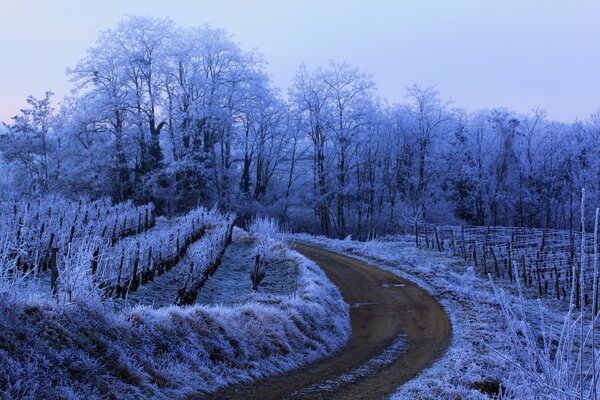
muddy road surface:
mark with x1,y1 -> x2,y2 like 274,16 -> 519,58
207,243 -> 451,399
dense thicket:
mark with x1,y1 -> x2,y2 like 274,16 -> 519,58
1,16 -> 599,238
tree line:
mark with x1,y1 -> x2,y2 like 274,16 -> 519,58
2,16 -> 600,238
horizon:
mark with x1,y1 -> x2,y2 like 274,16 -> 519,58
1,0 -> 600,124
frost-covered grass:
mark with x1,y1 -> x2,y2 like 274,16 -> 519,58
292,233 -> 575,399
196,229 -> 299,305
120,229 -> 299,308
0,233 -> 350,399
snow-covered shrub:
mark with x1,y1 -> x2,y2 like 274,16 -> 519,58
95,206 -> 216,300
55,240 -> 103,305
491,275 -> 600,398
0,219 -> 33,290
0,196 -> 155,281
248,216 -> 284,290
175,215 -> 235,306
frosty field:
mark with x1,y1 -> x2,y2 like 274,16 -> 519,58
0,205 -> 350,399
3,3 -> 600,399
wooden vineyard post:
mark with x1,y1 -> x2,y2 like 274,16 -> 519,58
415,222 -> 419,248
535,230 -> 547,297
226,222 -> 234,246
147,246 -> 154,282
425,225 -> 430,249
131,242 -> 140,291
555,265 -> 560,300
116,248 -> 125,299
490,245 -> 499,278
43,233 -> 55,272
251,254 -> 266,291
91,247 -> 100,275
450,229 -> 456,256
521,254 -> 527,287
483,234 -> 488,275
536,264 -> 542,296
462,226 -> 467,261
507,242 -> 513,281
68,225 -> 76,245
111,220 -> 117,244
473,244 -> 478,271
434,226 -> 442,252
50,247 -> 59,298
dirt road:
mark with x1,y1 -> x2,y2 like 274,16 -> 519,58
207,243 -> 451,399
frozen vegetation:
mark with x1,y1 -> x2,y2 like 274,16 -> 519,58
294,226 -> 600,399
120,229 -> 299,308
4,16 -> 600,243
0,198 -> 350,399
2,10 -> 600,400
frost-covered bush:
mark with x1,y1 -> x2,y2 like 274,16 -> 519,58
0,219 -> 33,290
95,206 -> 211,299
55,240 -> 103,305
0,196 -> 154,279
492,276 -> 600,399
248,216 -> 284,290
175,213 -> 235,305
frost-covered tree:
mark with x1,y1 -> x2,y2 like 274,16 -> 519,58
290,64 -> 333,235
4,16 -> 600,234
405,85 -> 454,218
1,91 -> 57,194
322,61 -> 376,236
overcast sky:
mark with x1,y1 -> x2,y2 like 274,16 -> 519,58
1,0 -> 599,123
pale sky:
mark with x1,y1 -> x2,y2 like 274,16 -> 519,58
1,0 -> 599,123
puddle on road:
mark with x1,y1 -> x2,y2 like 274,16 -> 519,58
350,301 -> 379,308
382,283 -> 406,288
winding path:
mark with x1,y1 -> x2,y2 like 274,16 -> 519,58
208,243 -> 451,399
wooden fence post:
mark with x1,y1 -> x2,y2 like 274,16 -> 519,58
415,222 -> 419,248
50,247 -> 59,298
462,226 -> 467,261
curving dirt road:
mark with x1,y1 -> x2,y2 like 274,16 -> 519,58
207,243 -> 451,399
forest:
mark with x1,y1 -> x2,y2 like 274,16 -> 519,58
2,16 -> 599,238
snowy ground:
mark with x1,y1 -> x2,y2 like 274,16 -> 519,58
0,233 -> 349,399
119,229 -> 299,308
292,233 -> 571,399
